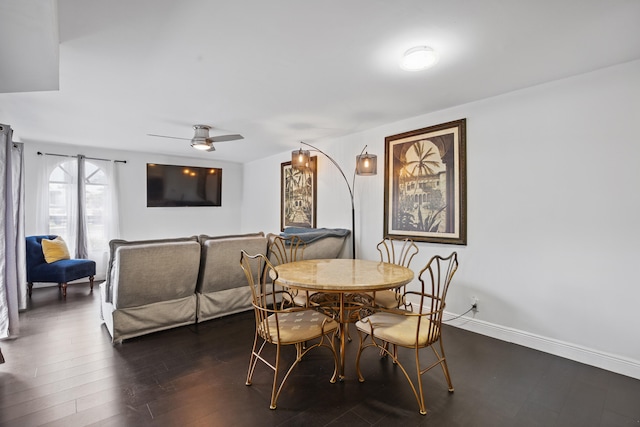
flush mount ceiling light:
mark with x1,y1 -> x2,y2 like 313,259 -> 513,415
400,46 -> 439,71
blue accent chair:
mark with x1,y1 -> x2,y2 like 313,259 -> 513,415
26,235 -> 96,298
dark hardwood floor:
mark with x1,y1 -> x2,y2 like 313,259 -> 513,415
1,285 -> 639,427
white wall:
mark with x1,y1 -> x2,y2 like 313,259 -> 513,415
23,142 -> 244,278
242,60 -> 640,379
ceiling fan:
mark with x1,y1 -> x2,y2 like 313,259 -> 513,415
148,125 -> 244,152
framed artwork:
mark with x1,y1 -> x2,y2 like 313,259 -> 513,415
384,119 -> 467,245
281,157 -> 317,231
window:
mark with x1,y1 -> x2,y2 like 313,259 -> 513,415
84,162 -> 109,250
48,159 -> 110,252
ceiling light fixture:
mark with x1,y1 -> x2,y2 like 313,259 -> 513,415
400,46 -> 439,71
191,138 -> 213,150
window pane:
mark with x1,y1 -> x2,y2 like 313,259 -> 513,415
86,163 -> 107,184
48,181 -> 69,237
50,164 -> 72,183
86,182 -> 107,248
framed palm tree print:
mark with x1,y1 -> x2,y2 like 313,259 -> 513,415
384,119 -> 467,245
281,157 -> 317,231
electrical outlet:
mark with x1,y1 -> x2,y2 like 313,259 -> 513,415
471,296 -> 479,309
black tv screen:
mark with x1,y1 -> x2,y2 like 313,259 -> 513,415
147,163 -> 222,207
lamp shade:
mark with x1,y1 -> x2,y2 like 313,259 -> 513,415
291,148 -> 311,169
356,152 -> 377,175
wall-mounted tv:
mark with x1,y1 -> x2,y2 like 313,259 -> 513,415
147,163 -> 222,207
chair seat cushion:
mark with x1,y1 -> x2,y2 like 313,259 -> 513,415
261,310 -> 338,344
28,258 -> 96,283
356,311 -> 439,347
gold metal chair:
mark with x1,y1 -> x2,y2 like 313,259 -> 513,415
241,251 -> 339,410
371,237 -> 419,309
355,252 -> 458,415
267,235 -> 311,307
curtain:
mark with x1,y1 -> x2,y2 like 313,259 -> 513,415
76,156 -> 88,259
0,124 -> 26,340
36,155 -> 79,256
103,159 -> 121,245
35,154 -> 120,280
86,158 -> 121,276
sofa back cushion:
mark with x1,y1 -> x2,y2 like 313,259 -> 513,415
112,241 -> 201,308
197,233 -> 267,294
266,229 -> 349,261
104,236 -> 198,302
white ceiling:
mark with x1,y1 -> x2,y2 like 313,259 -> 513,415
2,0 -> 640,163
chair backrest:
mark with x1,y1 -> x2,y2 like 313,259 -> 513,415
408,252 -> 458,344
25,235 -> 58,269
376,237 -> 419,268
240,250 -> 285,343
267,235 -> 306,265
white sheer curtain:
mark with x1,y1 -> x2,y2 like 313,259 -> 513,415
1,124 -> 26,340
35,154 -> 120,280
87,158 -> 121,277
36,156 -> 79,256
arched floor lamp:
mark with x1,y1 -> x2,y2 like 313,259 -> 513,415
291,141 -> 377,259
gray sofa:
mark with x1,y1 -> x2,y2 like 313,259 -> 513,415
100,229 -> 349,343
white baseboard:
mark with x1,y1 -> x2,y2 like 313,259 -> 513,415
444,311 -> 640,380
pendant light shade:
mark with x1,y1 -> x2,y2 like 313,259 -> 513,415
291,148 -> 311,170
356,152 -> 377,176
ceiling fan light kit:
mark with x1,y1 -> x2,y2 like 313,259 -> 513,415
147,124 -> 244,152
191,125 -> 215,151
191,140 -> 214,151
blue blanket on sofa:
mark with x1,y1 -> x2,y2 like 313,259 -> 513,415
280,227 -> 350,244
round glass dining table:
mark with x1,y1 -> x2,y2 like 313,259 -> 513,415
274,258 -> 414,379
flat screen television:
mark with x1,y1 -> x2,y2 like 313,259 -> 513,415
147,163 -> 222,207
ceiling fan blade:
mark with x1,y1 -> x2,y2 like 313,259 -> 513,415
147,133 -> 190,141
209,134 -> 244,143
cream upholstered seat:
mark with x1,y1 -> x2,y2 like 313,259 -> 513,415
259,310 -> 334,344
240,251 -> 339,410
370,237 -> 418,309
355,252 -> 458,415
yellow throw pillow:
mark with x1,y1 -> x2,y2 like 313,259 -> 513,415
42,236 -> 71,263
